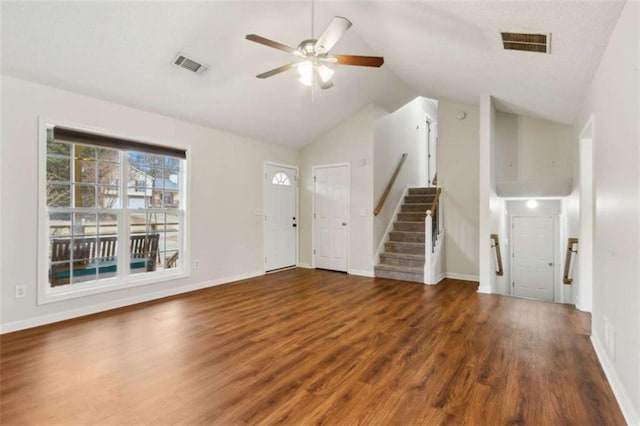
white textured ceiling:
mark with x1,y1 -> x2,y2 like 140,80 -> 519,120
1,1 -> 625,148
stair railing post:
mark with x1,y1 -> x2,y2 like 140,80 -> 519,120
424,210 -> 433,284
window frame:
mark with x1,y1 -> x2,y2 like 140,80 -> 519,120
38,118 -> 191,305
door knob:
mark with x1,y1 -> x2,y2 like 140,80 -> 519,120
292,224 -> 297,227
342,222 -> 347,226
548,262 -> 553,266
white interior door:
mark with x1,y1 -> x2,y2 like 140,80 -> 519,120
265,164 -> 297,271
314,165 -> 349,272
512,216 -> 554,301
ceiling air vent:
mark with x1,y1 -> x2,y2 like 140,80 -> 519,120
501,32 -> 550,54
173,53 -> 208,74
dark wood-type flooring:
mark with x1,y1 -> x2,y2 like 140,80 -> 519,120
0,269 -> 625,425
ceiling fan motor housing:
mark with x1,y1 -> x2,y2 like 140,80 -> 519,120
298,39 -> 319,56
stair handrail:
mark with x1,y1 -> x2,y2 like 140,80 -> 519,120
563,237 -> 579,284
374,153 -> 408,216
490,234 -> 504,276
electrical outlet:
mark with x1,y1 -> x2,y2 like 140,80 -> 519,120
15,285 -> 26,298
193,259 -> 200,270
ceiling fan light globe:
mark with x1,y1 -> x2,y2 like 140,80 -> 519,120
318,65 -> 334,83
297,61 -> 315,86
299,75 -> 313,86
297,61 -> 312,76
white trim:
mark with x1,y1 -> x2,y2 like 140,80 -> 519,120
311,163 -> 351,272
1,270 -> 264,334
577,114 -> 595,312
476,285 -> 492,293
263,161 -> 299,273
425,113 -> 437,187
445,272 -> 480,282
591,334 -> 640,426
375,185 -> 410,264
297,262 -> 313,269
348,268 -> 375,278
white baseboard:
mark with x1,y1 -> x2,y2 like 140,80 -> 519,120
433,272 -> 446,284
445,272 -> 480,282
476,285 -> 492,294
348,268 -> 375,278
0,270 -> 264,334
591,334 -> 640,426
297,262 -> 313,269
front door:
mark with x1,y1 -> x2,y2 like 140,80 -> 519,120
265,164 -> 297,271
512,216 -> 555,301
314,164 -> 349,272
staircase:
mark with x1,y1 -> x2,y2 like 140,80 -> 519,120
374,187 -> 437,283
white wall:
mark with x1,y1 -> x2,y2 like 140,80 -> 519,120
373,97 -> 438,252
437,100 -> 480,280
572,2 -> 639,423
479,95 -> 497,293
1,76 -> 299,330
495,112 -> 573,197
495,112 -> 573,182
298,104 -> 386,275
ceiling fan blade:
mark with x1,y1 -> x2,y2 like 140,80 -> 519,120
256,63 -> 297,79
332,54 -> 384,67
246,34 -> 298,55
314,17 -> 352,54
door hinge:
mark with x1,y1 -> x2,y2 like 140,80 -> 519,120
313,176 -> 316,182
313,212 -> 316,219
313,249 -> 316,255
265,257 -> 267,263
265,172 -> 267,180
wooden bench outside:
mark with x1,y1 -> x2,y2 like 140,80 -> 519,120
50,234 -> 159,286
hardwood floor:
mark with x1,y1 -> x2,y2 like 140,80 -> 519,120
0,269 -> 625,425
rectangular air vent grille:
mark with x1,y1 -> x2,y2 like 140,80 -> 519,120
173,53 -> 208,74
501,32 -> 550,54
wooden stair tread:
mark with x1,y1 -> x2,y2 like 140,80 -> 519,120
386,241 -> 425,247
375,264 -> 423,274
380,252 -> 425,260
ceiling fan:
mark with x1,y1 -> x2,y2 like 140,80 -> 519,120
246,16 -> 384,90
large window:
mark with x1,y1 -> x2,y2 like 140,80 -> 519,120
40,124 -> 187,302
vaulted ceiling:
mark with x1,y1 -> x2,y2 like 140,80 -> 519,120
1,1 -> 625,148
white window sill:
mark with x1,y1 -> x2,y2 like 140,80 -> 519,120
37,270 -> 191,305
